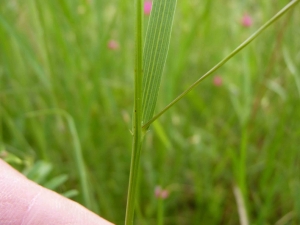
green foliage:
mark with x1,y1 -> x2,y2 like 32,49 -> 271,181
0,0 -> 300,224
0,150 -> 78,198
23,160 -> 78,198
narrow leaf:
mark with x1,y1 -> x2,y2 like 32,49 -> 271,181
142,0 -> 177,129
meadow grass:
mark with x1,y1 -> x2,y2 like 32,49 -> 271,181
1,0 -> 300,224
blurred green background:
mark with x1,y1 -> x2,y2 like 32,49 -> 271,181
1,0 -> 300,224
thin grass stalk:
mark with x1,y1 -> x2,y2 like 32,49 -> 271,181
238,124 -> 249,221
31,0 -> 53,90
125,0 -> 143,224
157,198 -> 164,225
142,0 -> 300,130
233,184 -> 249,225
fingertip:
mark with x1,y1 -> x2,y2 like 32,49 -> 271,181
0,159 -> 114,225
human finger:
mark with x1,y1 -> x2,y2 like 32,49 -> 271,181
0,159 -> 114,225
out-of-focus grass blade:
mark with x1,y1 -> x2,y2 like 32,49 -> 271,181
0,14 -> 47,87
142,0 -> 177,129
283,47 -> 300,97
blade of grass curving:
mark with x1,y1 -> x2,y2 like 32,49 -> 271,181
142,0 -> 177,130
25,109 -> 92,210
142,0 -> 299,130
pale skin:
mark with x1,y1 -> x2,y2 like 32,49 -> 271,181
0,159 -> 114,225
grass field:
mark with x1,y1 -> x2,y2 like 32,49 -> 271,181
1,0 -> 300,224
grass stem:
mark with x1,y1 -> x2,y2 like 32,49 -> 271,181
125,0 -> 144,224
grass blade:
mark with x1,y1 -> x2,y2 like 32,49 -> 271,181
142,0 -> 177,130
25,109 -> 92,210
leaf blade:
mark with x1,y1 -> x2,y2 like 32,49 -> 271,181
142,0 -> 177,129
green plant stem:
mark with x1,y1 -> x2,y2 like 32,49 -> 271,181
125,0 -> 143,224
142,0 -> 300,130
238,124 -> 249,222
157,198 -> 164,225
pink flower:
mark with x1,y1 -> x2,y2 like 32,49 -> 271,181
144,1 -> 152,15
155,186 -> 169,199
241,14 -> 253,27
213,75 -> 223,86
107,40 -> 119,50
